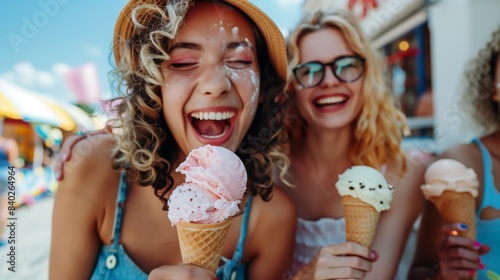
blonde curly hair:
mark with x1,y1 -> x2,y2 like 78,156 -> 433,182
459,26 -> 500,134
284,9 -> 409,177
107,0 -> 289,208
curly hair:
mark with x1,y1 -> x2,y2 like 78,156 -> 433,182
459,26 -> 500,134
283,9 -> 409,178
107,0 -> 289,209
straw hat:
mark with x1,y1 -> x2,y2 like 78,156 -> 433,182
113,0 -> 288,80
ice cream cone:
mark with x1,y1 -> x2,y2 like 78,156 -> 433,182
176,217 -> 232,273
429,191 -> 476,240
341,195 -> 381,247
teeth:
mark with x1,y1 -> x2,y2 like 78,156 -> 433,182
316,96 -> 346,105
191,111 -> 235,120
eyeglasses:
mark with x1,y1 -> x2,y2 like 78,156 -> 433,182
292,55 -> 366,88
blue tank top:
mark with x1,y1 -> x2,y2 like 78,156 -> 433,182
472,138 -> 500,279
91,172 -> 252,280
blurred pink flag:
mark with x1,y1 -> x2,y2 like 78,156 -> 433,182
63,63 -> 102,105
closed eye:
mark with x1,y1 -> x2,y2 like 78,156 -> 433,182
226,60 -> 252,69
170,62 -> 198,70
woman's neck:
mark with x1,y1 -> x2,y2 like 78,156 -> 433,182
291,125 -> 354,171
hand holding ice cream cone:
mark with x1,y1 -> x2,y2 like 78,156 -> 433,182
421,159 -> 479,240
421,159 -> 480,279
335,165 -> 394,247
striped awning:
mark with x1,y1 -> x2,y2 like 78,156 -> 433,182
0,78 -> 95,132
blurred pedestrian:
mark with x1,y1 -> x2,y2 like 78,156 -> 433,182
0,136 -> 19,246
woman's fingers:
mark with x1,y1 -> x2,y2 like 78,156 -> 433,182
53,129 -> 108,180
312,242 -> 377,279
320,242 -> 373,260
148,264 -> 215,280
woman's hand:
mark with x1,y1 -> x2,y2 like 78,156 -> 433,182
53,129 -> 109,180
148,264 -> 216,280
436,222 -> 490,279
296,242 -> 378,280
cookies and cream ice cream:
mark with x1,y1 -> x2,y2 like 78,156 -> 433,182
335,165 -> 393,247
335,165 -> 394,212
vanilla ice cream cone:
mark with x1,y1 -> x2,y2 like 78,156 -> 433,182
430,191 -> 476,239
176,217 -> 232,273
341,195 -> 381,247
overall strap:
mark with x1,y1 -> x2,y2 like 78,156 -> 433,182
232,195 -> 253,261
111,172 -> 128,246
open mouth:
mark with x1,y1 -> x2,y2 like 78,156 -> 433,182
190,111 -> 235,139
314,96 -> 347,108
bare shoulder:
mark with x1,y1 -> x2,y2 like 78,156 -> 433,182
439,143 -> 480,164
58,134 -> 119,198
247,185 -> 297,238
255,185 -> 297,221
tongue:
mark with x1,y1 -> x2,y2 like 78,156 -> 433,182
193,119 -> 226,136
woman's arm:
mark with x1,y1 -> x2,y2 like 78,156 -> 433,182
49,136 -> 114,279
247,187 -> 297,280
367,153 -> 428,279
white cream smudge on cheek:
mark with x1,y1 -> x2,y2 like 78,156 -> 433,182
248,70 -> 260,116
220,66 -> 231,90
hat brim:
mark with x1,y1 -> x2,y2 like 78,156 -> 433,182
113,0 -> 287,80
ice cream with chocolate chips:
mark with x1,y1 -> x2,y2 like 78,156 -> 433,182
335,165 -> 394,247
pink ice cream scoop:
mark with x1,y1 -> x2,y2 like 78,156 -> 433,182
175,144 -> 247,201
167,145 -> 247,225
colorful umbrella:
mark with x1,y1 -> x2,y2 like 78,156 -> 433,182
0,78 -> 95,132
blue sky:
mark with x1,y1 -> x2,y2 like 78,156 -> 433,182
0,0 -> 302,103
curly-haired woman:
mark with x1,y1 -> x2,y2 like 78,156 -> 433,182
276,8 -> 428,279
49,1 -> 296,279
409,26 -> 500,280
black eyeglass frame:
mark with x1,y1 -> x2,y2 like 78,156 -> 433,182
292,55 -> 366,88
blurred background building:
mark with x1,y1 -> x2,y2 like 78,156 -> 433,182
303,0 -> 500,154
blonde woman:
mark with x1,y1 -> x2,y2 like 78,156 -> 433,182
278,9 -> 428,279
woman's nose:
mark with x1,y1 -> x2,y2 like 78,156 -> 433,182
198,65 -> 231,97
320,65 -> 341,88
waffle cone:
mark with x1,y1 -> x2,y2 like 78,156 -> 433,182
430,191 -> 476,239
176,218 -> 232,273
341,195 -> 381,247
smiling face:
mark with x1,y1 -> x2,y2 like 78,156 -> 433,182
160,1 -> 260,155
294,27 -> 364,131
